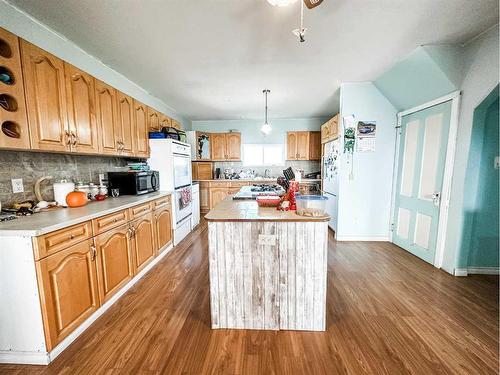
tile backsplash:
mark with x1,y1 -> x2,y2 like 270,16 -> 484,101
0,151 -> 128,208
213,160 -> 321,178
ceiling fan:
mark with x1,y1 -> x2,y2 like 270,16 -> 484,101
266,0 -> 324,42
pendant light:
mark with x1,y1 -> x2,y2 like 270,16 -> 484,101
261,89 -> 272,135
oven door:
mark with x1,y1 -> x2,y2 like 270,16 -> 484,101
173,154 -> 192,189
175,185 -> 192,224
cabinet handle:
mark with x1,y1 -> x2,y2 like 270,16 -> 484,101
71,131 -> 78,146
127,227 -> 133,238
90,245 -> 97,261
69,234 -> 75,240
64,130 -> 71,146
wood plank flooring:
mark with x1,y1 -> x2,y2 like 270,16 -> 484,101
1,220 -> 498,374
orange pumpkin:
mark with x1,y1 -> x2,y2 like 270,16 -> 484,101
66,191 -> 88,208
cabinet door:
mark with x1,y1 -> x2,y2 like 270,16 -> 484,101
321,121 -> 330,144
154,206 -> 172,253
95,80 -> 119,155
94,224 -> 134,304
36,239 -> 99,350
116,91 -> 135,156
296,131 -> 310,160
131,213 -> 156,273
160,114 -> 171,129
197,162 -> 213,180
286,132 -> 297,160
308,131 -> 321,160
200,183 -> 210,212
148,107 -> 161,132
226,132 -> 241,160
21,40 -> 69,152
211,133 -> 227,160
210,187 -> 228,208
64,63 -> 99,154
134,100 -> 149,158
0,27 -> 30,149
330,115 -> 339,140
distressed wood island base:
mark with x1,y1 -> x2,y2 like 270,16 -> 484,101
206,198 -> 329,331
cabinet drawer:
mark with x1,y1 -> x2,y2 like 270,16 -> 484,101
129,202 -> 152,219
92,209 -> 129,235
153,195 -> 171,211
33,221 -> 92,260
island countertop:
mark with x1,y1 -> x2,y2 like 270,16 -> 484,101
0,191 -> 172,237
205,196 -> 330,222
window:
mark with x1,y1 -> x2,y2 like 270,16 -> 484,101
242,144 -> 284,166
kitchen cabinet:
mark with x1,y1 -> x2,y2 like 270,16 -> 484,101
171,119 -> 181,130
36,239 -> 100,350
21,40 -> 69,152
211,132 -> 241,161
0,27 -> 30,149
94,224 -> 133,304
64,63 -> 99,154
321,114 -> 339,144
148,107 -> 161,132
116,91 -> 135,156
160,113 -> 171,129
133,100 -> 149,158
192,161 -> 213,180
209,186 -> 230,208
287,131 -> 310,160
153,205 -> 172,254
95,80 -> 119,155
309,131 -> 321,160
199,182 -> 210,213
130,212 -> 156,273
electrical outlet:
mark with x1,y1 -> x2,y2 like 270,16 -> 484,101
258,234 -> 276,246
11,178 -> 24,193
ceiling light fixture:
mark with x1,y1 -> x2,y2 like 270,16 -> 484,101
261,89 -> 272,136
266,0 -> 298,7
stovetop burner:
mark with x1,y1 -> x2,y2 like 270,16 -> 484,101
250,184 -> 280,192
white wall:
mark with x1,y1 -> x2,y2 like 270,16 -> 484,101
337,83 -> 398,241
0,0 -> 190,128
442,25 -> 499,274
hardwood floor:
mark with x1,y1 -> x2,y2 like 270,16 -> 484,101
1,220 -> 498,374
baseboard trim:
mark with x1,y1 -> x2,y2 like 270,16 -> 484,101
0,351 -> 49,365
454,267 -> 499,276
336,236 -> 390,242
0,243 -> 174,365
467,267 -> 500,275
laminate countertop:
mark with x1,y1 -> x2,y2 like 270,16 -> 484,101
205,196 -> 329,222
0,191 -> 172,237
194,178 -> 321,183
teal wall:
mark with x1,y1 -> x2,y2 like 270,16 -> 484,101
459,87 -> 499,268
191,118 -> 328,144
374,46 -> 462,111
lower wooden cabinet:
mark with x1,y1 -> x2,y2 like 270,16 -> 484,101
36,239 -> 100,350
210,186 -> 230,208
130,212 -> 156,273
200,182 -> 210,213
94,224 -> 133,304
154,206 -> 172,254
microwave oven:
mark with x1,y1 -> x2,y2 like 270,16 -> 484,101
108,171 -> 159,196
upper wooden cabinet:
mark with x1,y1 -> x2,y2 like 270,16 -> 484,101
133,100 -> 149,158
95,80 -> 119,155
160,113 -> 171,129
192,161 -> 213,180
64,63 -> 99,154
211,132 -> 241,161
287,131 -> 321,160
116,91 -> 135,156
36,239 -> 99,350
287,131 -> 310,160
321,114 -> 339,144
309,131 -> 321,160
94,224 -> 134,304
171,119 -> 182,130
0,27 -> 30,149
148,107 -> 161,132
21,40 -> 69,152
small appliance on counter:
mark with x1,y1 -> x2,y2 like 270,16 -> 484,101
108,170 -> 159,196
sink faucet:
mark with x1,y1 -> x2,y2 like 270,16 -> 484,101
264,169 -> 271,178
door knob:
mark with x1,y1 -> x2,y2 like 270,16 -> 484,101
432,192 -> 441,206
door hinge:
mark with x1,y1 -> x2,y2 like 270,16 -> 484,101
390,223 -> 395,232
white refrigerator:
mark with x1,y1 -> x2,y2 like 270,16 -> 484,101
322,139 -> 340,233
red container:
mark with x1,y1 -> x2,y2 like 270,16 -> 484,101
256,195 -> 281,207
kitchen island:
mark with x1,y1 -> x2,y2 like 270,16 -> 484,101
205,197 -> 329,331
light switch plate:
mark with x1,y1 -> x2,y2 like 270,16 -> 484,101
11,178 -> 24,193
258,234 -> 276,246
